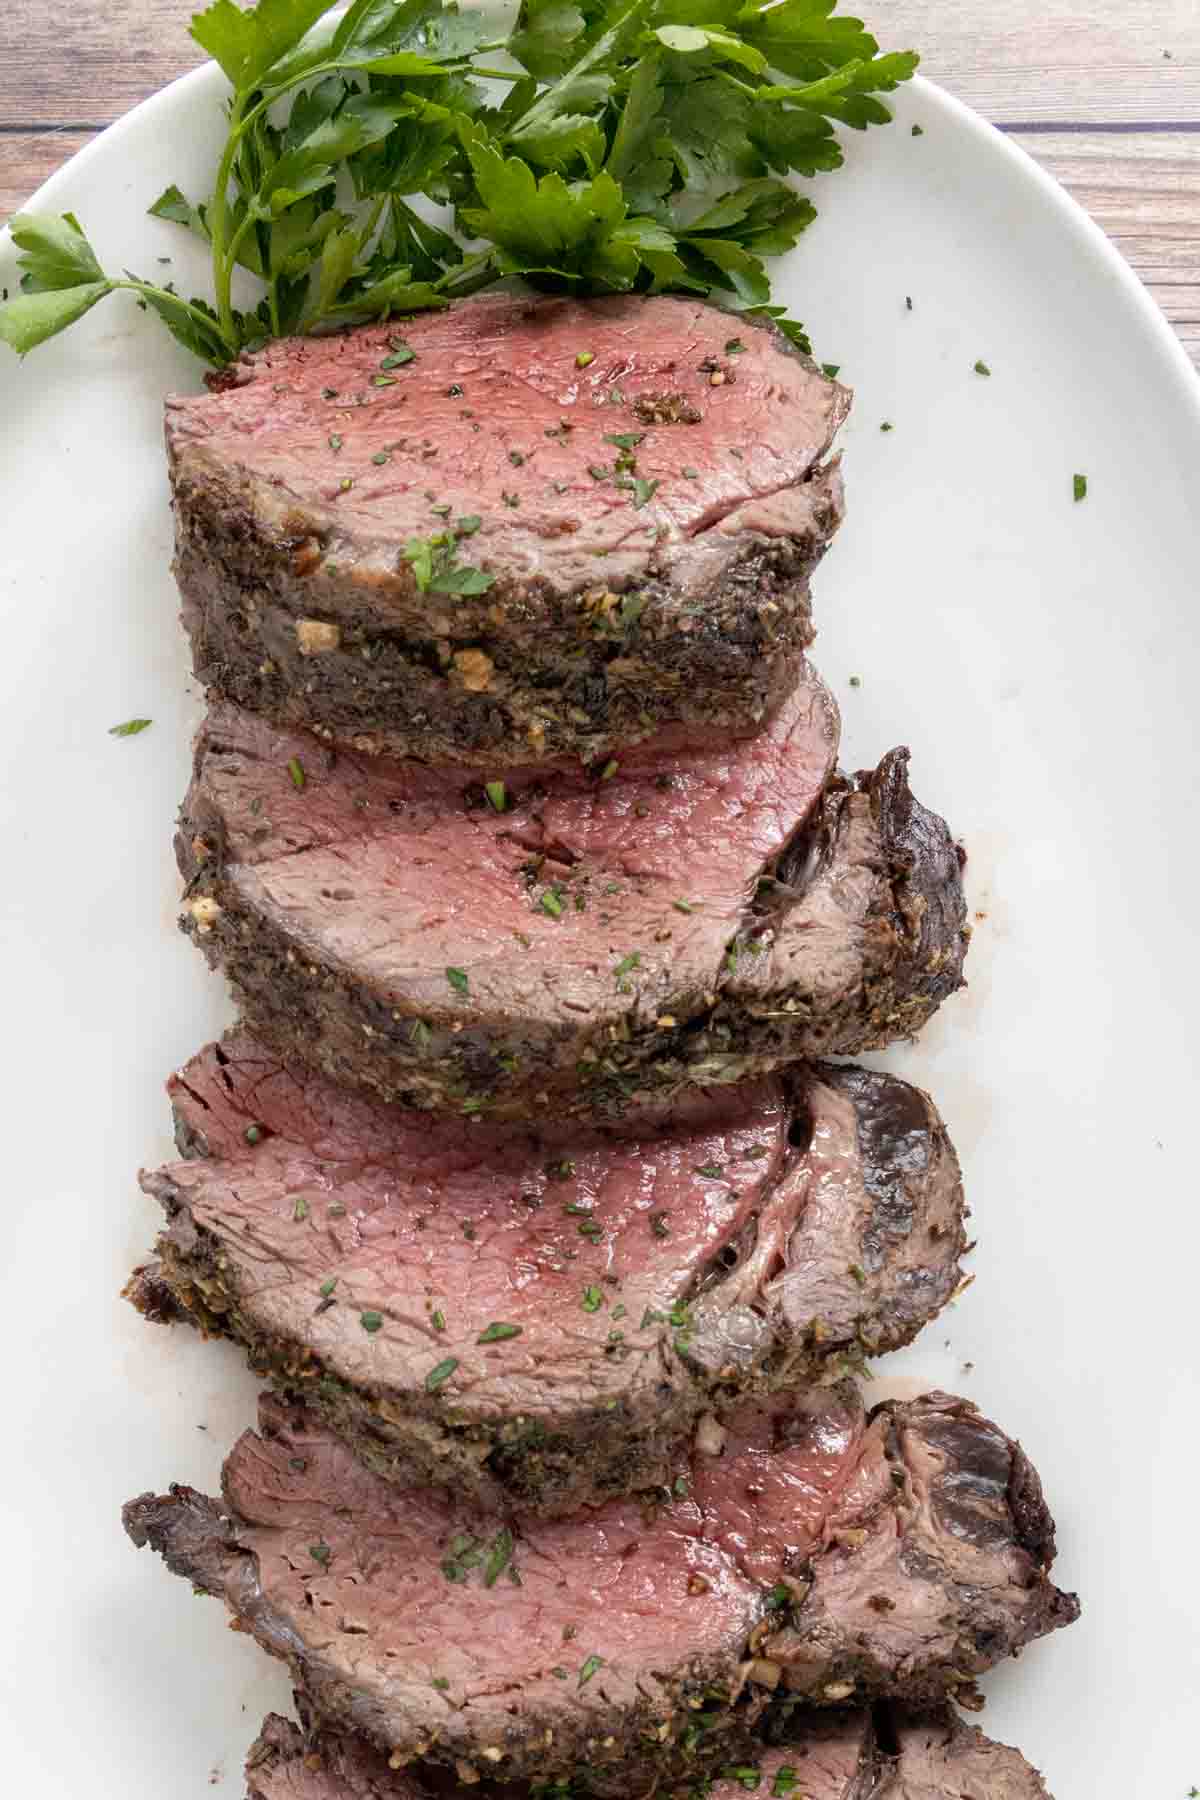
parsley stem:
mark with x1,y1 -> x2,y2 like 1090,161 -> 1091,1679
208,96 -> 248,350
112,280 -> 230,342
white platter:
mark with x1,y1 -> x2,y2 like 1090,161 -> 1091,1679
1,54 -> 1198,1800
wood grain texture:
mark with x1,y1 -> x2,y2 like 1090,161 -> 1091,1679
1,0 -> 1197,363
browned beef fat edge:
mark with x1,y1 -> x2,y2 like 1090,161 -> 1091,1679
123,1387 -> 1077,1785
176,688 -> 967,1119
167,294 -> 850,764
244,1701 -> 1053,1800
129,1033 -> 967,1513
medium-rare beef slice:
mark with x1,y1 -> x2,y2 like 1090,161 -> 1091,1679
177,677 -> 968,1116
124,1386 -> 1076,1784
167,293 -> 849,766
244,1703 -> 1052,1800
130,1030 -> 966,1514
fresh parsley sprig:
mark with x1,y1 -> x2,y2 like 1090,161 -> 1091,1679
0,0 -> 918,363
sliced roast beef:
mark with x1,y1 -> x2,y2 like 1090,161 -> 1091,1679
177,674 -> 968,1117
129,1030 -> 966,1514
244,1702 -> 1052,1800
167,294 -> 848,766
124,1387 -> 1076,1784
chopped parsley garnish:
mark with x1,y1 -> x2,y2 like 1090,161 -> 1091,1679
722,1771 -> 762,1793
540,887 -> 565,918
682,466 -> 699,479
632,477 -> 659,509
308,1542 -> 332,1567
880,421 -> 894,433
477,1322 -> 522,1343
328,433 -> 342,452
426,1357 -> 458,1392
292,1195 -> 309,1222
371,450 -> 390,465
772,1768 -> 799,1797
381,346 -> 414,369
403,528 -> 494,599
650,1212 -> 671,1239
848,1263 -> 866,1287
360,1310 -> 384,1333
974,359 -> 992,376
319,1277 -> 337,1299
431,1677 -> 450,1691
673,899 -> 695,914
582,1285 -> 605,1313
612,951 -> 641,982
547,1158 -> 577,1182
578,1654 -> 604,1687
287,756 -> 305,791
576,351 -> 595,368
912,123 -> 925,136
821,363 -> 841,379
1074,473 -> 1089,503
457,514 -> 482,536
109,717 -> 152,737
431,1309 -> 446,1331
482,1529 -> 515,1587
485,780 -> 507,812
600,759 -> 619,781
244,1123 -> 264,1145
724,337 -> 746,355
765,1582 -> 792,1610
446,966 -> 470,995
694,1163 -> 724,1179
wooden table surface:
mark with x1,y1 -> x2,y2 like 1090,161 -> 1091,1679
2,0 -> 1197,365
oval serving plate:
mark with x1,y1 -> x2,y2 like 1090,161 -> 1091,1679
1,56 -> 1198,1800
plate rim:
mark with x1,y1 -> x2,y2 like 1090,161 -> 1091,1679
3,62 -> 1198,415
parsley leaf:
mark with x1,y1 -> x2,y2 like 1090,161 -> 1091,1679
1,0 -> 919,363
403,527 -> 494,598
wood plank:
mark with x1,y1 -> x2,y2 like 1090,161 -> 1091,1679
0,1 -> 203,128
0,130 -> 95,222
1008,128 -> 1200,364
0,0 -> 1198,132
887,0 -> 1200,124
2,6 -> 1197,370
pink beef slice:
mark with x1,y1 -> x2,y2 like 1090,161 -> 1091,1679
244,1704 -> 1052,1800
165,294 -> 849,766
129,1030 -> 967,1515
123,1388 -> 1078,1786
176,672 -> 969,1118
